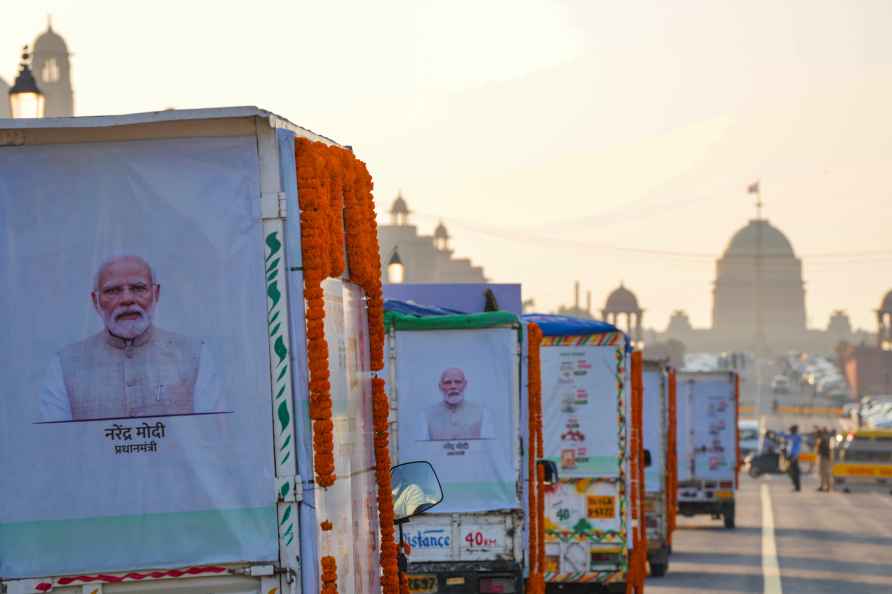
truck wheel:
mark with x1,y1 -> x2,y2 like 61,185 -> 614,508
748,465 -> 761,478
723,505 -> 736,529
722,502 -> 735,530
650,562 -> 669,577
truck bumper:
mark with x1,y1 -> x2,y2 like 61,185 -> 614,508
406,561 -> 521,593
678,499 -> 733,517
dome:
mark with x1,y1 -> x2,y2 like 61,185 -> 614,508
604,284 -> 640,313
390,194 -> 409,215
881,290 -> 892,312
33,24 -> 69,54
434,221 -> 449,240
724,219 -> 795,257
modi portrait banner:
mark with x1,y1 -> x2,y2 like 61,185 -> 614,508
393,328 -> 519,513
0,136 -> 277,577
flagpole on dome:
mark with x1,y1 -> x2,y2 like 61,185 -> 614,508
748,180 -> 763,220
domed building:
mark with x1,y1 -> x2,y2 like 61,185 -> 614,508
602,283 -> 643,345
712,219 -> 806,351
645,215 -> 863,355
30,21 -> 74,117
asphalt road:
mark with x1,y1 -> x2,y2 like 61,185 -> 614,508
646,472 -> 892,593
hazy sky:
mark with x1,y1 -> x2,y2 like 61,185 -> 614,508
4,1 -> 892,331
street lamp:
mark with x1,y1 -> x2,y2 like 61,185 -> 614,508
8,46 -> 45,119
387,248 -> 405,284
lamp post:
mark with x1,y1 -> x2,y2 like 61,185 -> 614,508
8,46 -> 45,119
387,248 -> 405,284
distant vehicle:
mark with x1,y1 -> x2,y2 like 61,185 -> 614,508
833,429 -> 892,494
738,419 -> 760,458
771,375 -> 791,394
677,371 -> 740,529
746,449 -> 788,478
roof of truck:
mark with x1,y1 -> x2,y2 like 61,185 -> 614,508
522,313 -> 619,337
0,106 -> 340,146
383,299 -> 518,331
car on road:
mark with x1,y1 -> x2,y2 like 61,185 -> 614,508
771,375 -> 791,394
739,419 -> 760,458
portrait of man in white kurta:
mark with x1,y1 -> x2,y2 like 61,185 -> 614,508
421,367 -> 494,441
39,255 -> 223,422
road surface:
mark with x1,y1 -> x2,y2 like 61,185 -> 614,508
647,471 -> 892,593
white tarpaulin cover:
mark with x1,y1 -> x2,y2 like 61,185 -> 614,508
0,136 -> 277,577
316,279 -> 379,594
541,346 -> 621,477
643,369 -> 665,493
394,328 -> 518,513
681,374 -> 736,481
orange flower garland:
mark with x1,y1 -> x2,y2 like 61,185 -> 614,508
526,322 -> 545,594
321,556 -> 338,594
295,138 -> 398,594
296,138 -> 338,490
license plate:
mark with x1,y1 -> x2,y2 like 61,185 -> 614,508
408,575 -> 437,593
587,495 -> 616,519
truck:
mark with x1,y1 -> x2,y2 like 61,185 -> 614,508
382,293 -> 537,594
0,108 -> 402,594
676,371 -> 741,528
523,314 -> 646,594
641,361 -> 673,577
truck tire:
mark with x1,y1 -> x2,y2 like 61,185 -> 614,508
748,465 -> 761,478
723,503 -> 736,529
650,561 -> 669,577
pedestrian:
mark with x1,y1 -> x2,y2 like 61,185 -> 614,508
817,427 -> 833,492
783,425 -> 802,492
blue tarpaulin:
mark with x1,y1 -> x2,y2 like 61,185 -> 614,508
522,313 -> 619,337
383,298 -> 466,317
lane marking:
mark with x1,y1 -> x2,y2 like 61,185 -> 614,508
761,483 -> 783,594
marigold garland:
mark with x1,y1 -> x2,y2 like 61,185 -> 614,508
296,138 -> 398,594
666,368 -> 678,548
533,328 -> 545,591
626,351 -> 646,594
526,323 -> 545,594
321,556 -> 338,594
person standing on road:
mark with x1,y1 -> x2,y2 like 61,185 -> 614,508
783,425 -> 802,492
816,428 -> 833,492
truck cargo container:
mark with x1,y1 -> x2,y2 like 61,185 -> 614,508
641,361 -> 671,577
676,371 -> 741,528
383,297 -> 536,594
0,108 -> 399,594
523,315 -> 646,593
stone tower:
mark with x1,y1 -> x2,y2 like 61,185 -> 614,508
31,20 -> 74,117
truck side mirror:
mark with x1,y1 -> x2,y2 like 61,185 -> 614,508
537,459 -> 559,485
391,461 -> 443,523
643,449 -> 652,468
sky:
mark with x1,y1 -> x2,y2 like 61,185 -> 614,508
4,0 -> 892,332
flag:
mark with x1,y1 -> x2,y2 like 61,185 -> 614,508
747,181 -> 760,194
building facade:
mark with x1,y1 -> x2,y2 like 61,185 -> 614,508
30,22 -> 75,117
377,194 -> 487,284
3,20 -> 74,118
551,217 -> 870,356
838,290 -> 892,398
712,219 -> 807,350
